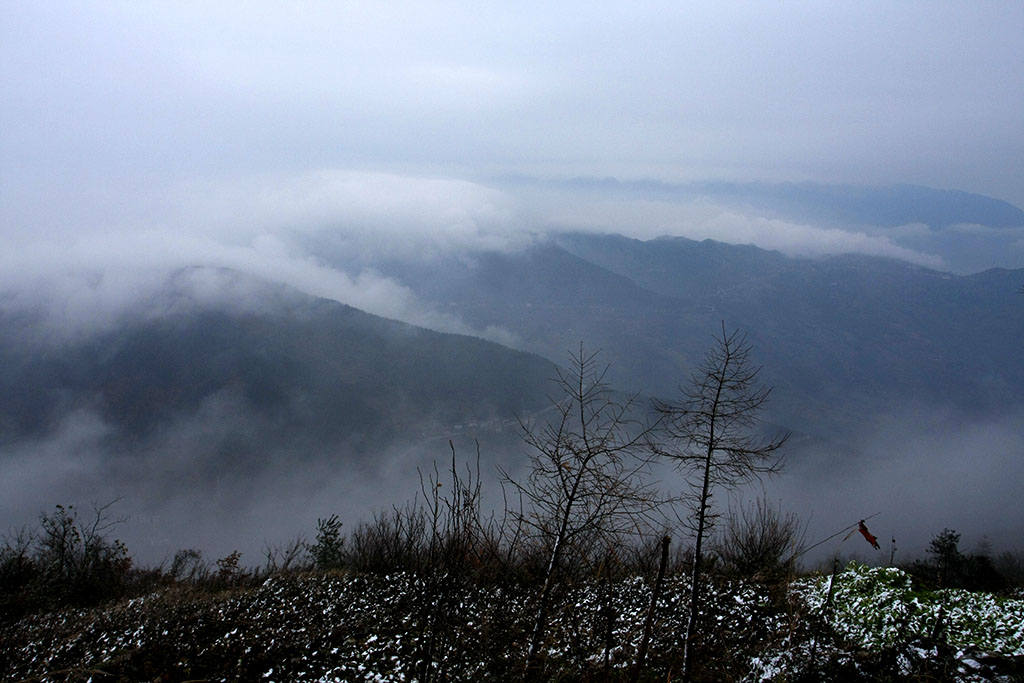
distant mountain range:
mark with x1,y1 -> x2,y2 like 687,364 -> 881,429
529,177 -> 1024,229
503,177 -> 1024,273
3,211 -> 1023,563
367,233 -> 1022,447
0,270 -> 555,474
2,234 -> 1021,470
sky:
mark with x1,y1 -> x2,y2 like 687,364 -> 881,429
3,2 -> 1024,260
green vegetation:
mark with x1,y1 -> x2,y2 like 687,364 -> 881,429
796,563 -> 1024,654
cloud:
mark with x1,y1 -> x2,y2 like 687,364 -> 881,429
5,164 -> 978,348
0,395 -> 519,566
0,170 -> 531,344
759,405 -> 1024,566
884,222 -> 1024,274
5,1 -> 1024,212
0,232 -> 518,346
4,0 -> 1022,284
234,170 -> 527,256
528,190 -> 945,267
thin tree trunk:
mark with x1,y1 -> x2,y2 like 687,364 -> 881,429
601,549 -> 615,679
631,535 -> 670,683
525,546 -> 560,676
682,442 -> 715,682
525,472 -> 582,678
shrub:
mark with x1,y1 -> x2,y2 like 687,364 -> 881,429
0,501 -> 134,619
908,528 -> 1007,592
716,498 -> 804,583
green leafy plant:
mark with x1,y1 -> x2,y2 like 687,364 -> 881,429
309,514 -> 345,570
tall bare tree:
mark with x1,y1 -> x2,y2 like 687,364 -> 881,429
653,324 -> 788,681
506,344 -> 660,678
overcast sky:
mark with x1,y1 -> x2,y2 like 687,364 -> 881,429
2,2 -> 1023,278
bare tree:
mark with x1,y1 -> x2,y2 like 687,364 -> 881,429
653,324 -> 788,681
505,344 -> 660,678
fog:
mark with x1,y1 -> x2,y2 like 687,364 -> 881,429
5,2 -> 1024,205
2,2 -> 1023,573
2,386 -> 1022,571
0,394 -> 524,567
5,168 -> 1021,352
4,1 -> 1024,297
0,182 -> 527,346
758,406 -> 1024,567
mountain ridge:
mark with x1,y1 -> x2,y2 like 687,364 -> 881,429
0,270 -> 557,458
503,175 -> 1024,229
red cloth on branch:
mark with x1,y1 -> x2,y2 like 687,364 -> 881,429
858,520 -> 880,549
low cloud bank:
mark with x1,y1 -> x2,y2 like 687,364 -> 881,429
0,170 -> 533,345
758,406 -> 1024,567
0,397 -> 514,567
11,167 -> 1021,352
4,396 -> 1021,570
522,188 -> 947,268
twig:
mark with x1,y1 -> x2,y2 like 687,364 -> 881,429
790,512 -> 881,561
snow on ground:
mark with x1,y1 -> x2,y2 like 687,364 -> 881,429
4,564 -> 1023,681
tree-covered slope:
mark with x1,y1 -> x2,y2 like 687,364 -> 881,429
0,269 -> 556,461
383,233 -> 1024,443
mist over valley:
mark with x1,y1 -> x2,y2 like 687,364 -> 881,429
3,0 -> 1024,574
1,211 -> 1022,565
7,7 -> 1024,677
